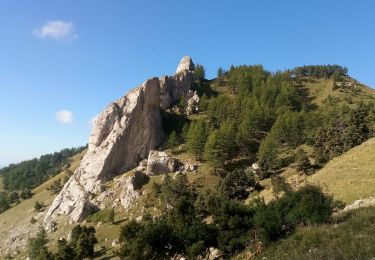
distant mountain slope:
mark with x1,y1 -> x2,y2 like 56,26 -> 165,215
0,150 -> 85,258
0,146 -> 86,192
309,137 -> 375,204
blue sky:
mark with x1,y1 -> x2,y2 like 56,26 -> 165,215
1,0 -> 375,166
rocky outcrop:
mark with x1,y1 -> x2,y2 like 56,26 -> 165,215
117,171 -> 148,210
160,56 -> 195,109
146,150 -> 179,176
44,56 -> 195,229
341,197 -> 375,213
186,90 -> 200,115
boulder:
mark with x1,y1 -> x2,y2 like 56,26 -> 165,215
146,150 -> 178,175
44,56 -> 195,229
119,171 -> 148,210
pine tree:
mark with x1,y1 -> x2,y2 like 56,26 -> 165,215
186,121 -> 207,160
295,148 -> 311,174
204,130 -> 221,172
27,229 -> 53,260
258,133 -> 280,178
167,131 -> 178,152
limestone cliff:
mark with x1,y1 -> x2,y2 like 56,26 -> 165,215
44,56 -> 195,229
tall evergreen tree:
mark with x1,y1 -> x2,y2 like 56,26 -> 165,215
186,121 -> 208,160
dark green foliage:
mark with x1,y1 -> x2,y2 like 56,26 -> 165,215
227,65 -> 269,94
86,208 -> 116,224
292,65 -> 348,79
0,146 -> 85,191
220,168 -> 256,200
8,191 -> 19,204
0,192 -> 10,213
194,64 -> 211,96
167,131 -> 178,151
48,179 -> 63,194
204,120 -> 236,170
195,64 -> 205,84
270,112 -> 305,147
295,148 -> 312,174
254,185 -> 334,243
55,239 -> 76,260
34,201 -> 45,212
160,110 -> 190,137
217,67 -> 224,85
257,133 -> 280,177
20,188 -> 32,199
270,175 -> 292,198
139,172 -> 335,258
202,191 -> 255,255
120,175 -> 217,259
178,96 -> 187,109
186,121 -> 208,160
199,93 -> 209,111
118,218 -> 181,259
207,95 -> 234,127
315,104 -> 372,163
70,225 -> 98,259
27,229 -> 53,260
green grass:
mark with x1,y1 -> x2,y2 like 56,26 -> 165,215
0,151 -> 85,258
304,77 -> 375,106
257,207 -> 375,260
309,138 -> 375,204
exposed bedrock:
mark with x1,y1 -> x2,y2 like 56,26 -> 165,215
44,56 -> 195,229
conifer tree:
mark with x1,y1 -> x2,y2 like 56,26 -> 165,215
187,121 -> 207,160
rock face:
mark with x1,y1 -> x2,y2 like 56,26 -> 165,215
146,150 -> 179,176
118,171 -> 148,210
160,56 -> 195,109
186,90 -> 200,115
44,56 -> 195,229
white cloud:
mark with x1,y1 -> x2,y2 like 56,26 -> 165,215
56,110 -> 73,124
34,20 -> 76,40
89,115 -> 99,128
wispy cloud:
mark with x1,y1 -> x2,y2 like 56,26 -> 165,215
34,20 -> 76,40
56,110 -> 73,124
89,115 -> 99,128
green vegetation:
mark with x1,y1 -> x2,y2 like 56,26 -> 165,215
27,225 -> 98,260
258,207 -> 375,259
3,62 -> 375,259
0,146 -> 86,191
117,175 -> 336,259
86,208 -> 115,224
0,146 -> 85,215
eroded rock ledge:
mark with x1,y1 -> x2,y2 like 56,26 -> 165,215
44,56 -> 195,230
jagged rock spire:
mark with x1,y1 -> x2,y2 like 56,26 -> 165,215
176,56 -> 195,73
44,56 -> 195,229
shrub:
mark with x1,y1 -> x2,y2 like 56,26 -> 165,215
34,201 -> 45,212
254,185 -> 334,243
86,208 -> 115,224
220,168 -> 256,200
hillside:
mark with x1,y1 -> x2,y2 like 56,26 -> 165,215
0,150 -> 85,258
2,61 -> 375,259
309,137 -> 375,204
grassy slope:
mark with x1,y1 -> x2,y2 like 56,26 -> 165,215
304,77 -> 375,106
309,137 -> 375,204
258,207 -> 375,259
0,151 -> 85,257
